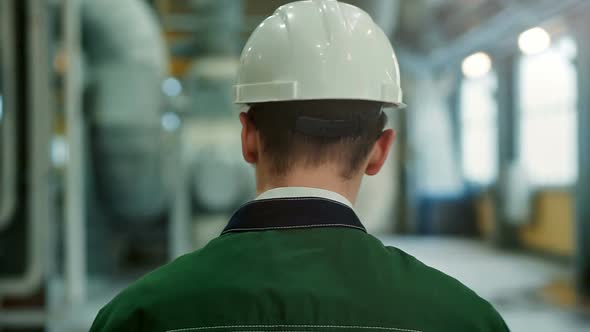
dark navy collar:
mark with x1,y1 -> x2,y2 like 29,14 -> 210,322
222,197 -> 366,235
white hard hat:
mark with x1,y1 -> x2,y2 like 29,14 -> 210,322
234,0 -> 405,108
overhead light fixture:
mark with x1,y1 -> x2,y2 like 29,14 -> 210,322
462,52 -> 492,79
519,27 -> 551,55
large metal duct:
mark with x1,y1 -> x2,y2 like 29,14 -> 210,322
81,0 -> 170,220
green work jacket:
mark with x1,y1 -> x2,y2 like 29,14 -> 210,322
90,197 -> 510,332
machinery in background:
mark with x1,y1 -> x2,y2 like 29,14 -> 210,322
80,0 -> 187,277
171,0 -> 257,245
0,0 -> 254,330
0,0 -> 189,330
0,0 -> 50,301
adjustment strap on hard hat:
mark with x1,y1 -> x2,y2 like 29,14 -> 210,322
295,117 -> 361,138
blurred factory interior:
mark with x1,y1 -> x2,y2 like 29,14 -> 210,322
0,0 -> 590,331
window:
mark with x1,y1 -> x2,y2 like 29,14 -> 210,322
460,73 -> 499,185
518,37 -> 578,186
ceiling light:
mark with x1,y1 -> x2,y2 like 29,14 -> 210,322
462,52 -> 492,79
519,27 -> 551,55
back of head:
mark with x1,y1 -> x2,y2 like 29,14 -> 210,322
249,100 -> 387,179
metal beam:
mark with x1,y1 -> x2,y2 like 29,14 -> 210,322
493,53 -> 520,248
448,72 -> 462,168
402,0 -> 590,73
428,0 -> 581,67
572,17 -> 590,299
0,0 -> 17,230
169,133 -> 192,259
63,0 -> 87,305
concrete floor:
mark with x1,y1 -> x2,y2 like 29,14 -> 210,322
380,236 -> 590,332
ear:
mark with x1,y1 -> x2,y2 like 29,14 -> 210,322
239,112 -> 259,164
365,129 -> 395,176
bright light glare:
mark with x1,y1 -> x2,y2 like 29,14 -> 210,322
519,27 -> 551,55
161,112 -> 181,132
162,77 -> 182,97
462,52 -> 492,79
0,95 -> 3,121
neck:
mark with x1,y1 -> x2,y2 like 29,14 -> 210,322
256,165 -> 363,204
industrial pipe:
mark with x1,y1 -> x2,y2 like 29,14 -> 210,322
0,0 -> 52,297
0,0 -> 17,231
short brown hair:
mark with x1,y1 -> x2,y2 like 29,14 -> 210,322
248,100 -> 387,179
